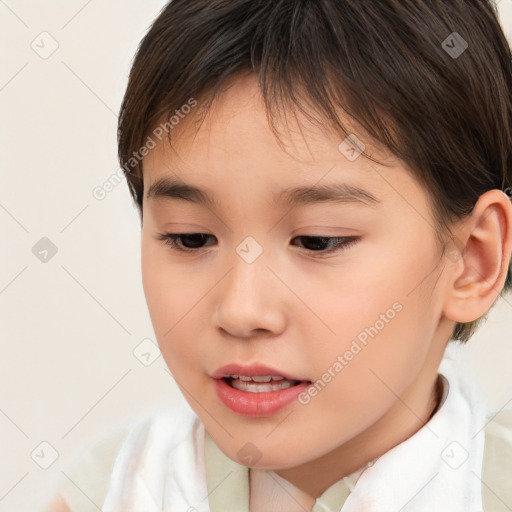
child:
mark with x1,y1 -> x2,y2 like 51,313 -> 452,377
47,0 -> 512,510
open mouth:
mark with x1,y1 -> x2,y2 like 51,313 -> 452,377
223,375 -> 307,393
213,370 -> 313,417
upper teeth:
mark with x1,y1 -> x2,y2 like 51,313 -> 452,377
226,375 -> 285,382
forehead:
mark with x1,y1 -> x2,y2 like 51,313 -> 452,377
142,73 -> 404,208
149,73 -> 391,163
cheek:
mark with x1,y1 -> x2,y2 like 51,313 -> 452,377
307,247 -> 428,350
141,238 -> 172,332
141,230 -> 200,322
141,264 -> 204,381
305,238 -> 440,400
141,236 -> 200,361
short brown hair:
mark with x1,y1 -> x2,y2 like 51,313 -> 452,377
118,0 -> 512,342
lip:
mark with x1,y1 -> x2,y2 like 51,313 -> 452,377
211,363 -> 306,381
211,363 -> 311,418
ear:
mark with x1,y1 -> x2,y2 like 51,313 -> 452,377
442,189 -> 512,324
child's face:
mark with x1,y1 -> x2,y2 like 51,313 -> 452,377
141,73 -> 453,471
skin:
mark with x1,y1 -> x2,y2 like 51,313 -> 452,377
137,72 -> 512,503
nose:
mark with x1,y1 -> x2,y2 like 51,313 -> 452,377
214,253 -> 287,339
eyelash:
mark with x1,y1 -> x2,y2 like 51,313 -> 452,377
156,233 -> 359,256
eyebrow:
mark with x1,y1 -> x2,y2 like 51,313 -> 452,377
146,176 -> 381,209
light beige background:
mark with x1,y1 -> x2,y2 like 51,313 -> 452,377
1,1 -> 511,511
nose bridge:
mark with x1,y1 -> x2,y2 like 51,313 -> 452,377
225,234 -> 269,303
214,234 -> 286,337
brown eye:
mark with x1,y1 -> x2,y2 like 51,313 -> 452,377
157,233 -> 359,255
157,233 -> 216,252
291,236 -> 359,254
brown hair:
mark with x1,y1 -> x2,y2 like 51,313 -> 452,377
118,0 -> 512,342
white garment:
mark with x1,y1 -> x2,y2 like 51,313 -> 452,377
102,399 -> 210,512
102,344 -> 491,512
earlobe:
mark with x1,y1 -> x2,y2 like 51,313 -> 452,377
442,189 -> 512,324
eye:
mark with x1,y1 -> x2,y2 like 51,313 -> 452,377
157,232 -> 359,255
157,233 -> 216,252
291,236 -> 359,255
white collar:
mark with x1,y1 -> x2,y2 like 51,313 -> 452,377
338,357 -> 488,512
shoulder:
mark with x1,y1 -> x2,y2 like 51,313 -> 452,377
482,407 -> 512,511
47,401 -> 200,512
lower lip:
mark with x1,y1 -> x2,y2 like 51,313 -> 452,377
213,378 -> 311,417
